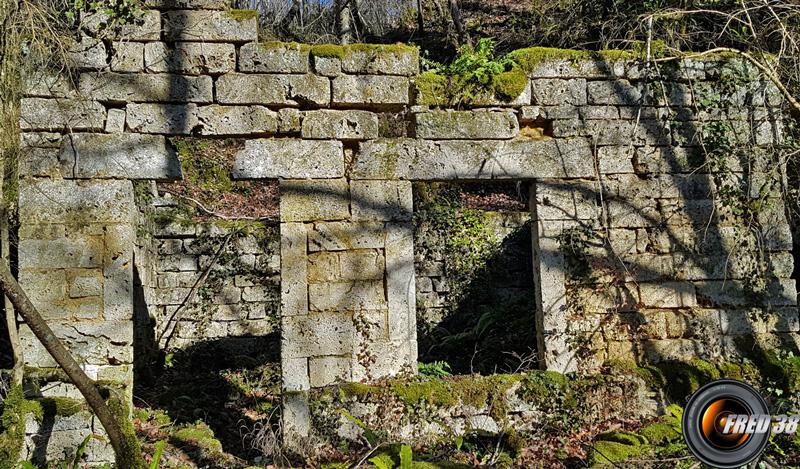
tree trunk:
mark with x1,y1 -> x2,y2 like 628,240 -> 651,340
447,0 -> 469,47
417,0 -> 425,34
337,0 -> 352,44
0,261 -> 145,468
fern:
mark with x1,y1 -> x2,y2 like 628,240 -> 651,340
399,444 -> 413,469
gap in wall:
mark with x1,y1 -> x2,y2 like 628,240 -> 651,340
413,181 -> 538,375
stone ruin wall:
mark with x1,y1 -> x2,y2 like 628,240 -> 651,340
11,0 -> 798,460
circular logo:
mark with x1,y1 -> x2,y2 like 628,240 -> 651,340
682,379 -> 770,468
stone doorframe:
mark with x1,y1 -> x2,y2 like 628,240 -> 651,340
231,135 -> 597,441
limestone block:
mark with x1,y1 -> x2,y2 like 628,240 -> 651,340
309,356 -> 351,387
307,221 -> 385,252
234,140 -> 343,181
332,75 -> 409,105
282,357 -> 310,391
587,80 -> 642,105
79,72 -> 213,103
351,339 -> 417,382
103,223 -> 135,320
18,270 -> 67,318
581,106 -> 620,119
350,180 -> 413,221
126,103 -> 199,134
696,280 -> 797,307
385,222 -> 416,341
242,286 -> 276,302
307,251 -> 340,282
163,10 -> 258,43
308,281 -> 386,311
23,70 -> 78,98
341,47 -> 419,76
144,0 -> 226,9
20,321 -> 133,367
19,148 -> 60,178
19,179 -> 135,225
353,138 -> 594,179
278,108 -> 303,133
314,56 -> 341,76
59,133 -> 182,180
414,111 -> 518,139
531,79 -> 587,106
144,42 -> 236,74
105,108 -> 126,133
195,105 -> 277,135
19,98 -> 105,131
639,281 -> 697,308
338,250 -> 385,281
534,180 -> 599,221
110,42 -> 144,72
83,10 -> 161,41
19,236 -> 103,269
217,73 -> 330,106
282,393 -> 311,444
302,110 -> 379,140
522,58 -> 624,79
239,42 -> 309,73
20,132 -> 63,148
282,312 -> 355,358
644,339 -> 708,363
69,274 -> 102,298
68,36 -> 107,70
416,277 -> 433,293
280,223 -> 308,317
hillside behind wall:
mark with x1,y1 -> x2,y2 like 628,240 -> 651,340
13,0 -> 798,461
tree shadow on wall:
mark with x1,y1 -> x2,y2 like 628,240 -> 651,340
417,221 -> 538,375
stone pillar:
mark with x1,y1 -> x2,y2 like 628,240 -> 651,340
17,178 -> 136,462
279,178 -> 417,442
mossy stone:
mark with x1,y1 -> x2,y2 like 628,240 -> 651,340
493,69 -> 528,101
639,422 -> 681,446
224,9 -> 258,21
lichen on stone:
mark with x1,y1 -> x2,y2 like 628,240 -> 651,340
224,9 -> 258,21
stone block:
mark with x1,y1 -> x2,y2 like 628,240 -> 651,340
278,108 -> 303,133
282,357 -> 310,391
282,312 -> 355,358
20,132 -> 63,148
83,10 -> 161,41
350,180 -> 413,221
307,251 -> 340,283
217,72 -> 329,106
534,180 -> 599,221
385,222 -> 416,341
78,72 -> 213,103
163,10 -> 258,42
531,79 -> 587,106
69,274 -> 102,298
68,36 -> 107,70
313,56 -> 341,76
110,42 -> 144,72
19,236 -> 103,269
414,111 -> 518,139
144,42 -> 236,75
639,281 -> 697,308
350,338 -> 417,382
302,110 -> 378,140
332,75 -> 409,105
19,148 -> 60,178
587,80 -> 642,105
18,270 -> 67,316
340,46 -> 419,76
59,133 -> 182,180
280,179 -> 350,222
240,42 -> 309,73
234,139 -> 343,180
309,356 -> 351,387
696,280 -> 797,307
196,105 -> 278,135
353,138 -> 594,179
23,70 -> 78,98
242,285 -> 276,302
307,221 -> 385,252
280,223 -> 308,317
20,321 -> 133,367
308,281 -> 386,311
105,108 -> 126,133
20,98 -> 105,131
338,250 -> 385,281
126,103 -> 198,134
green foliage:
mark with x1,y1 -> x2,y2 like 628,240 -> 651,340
400,444 -> 413,469
555,224 -> 599,279
149,440 -> 167,469
65,0 -> 142,28
419,39 -> 526,105
0,386 -> 28,469
339,409 -> 384,447
418,361 -> 451,378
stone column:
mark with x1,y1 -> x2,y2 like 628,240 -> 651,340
279,178 -> 417,443
17,178 -> 136,462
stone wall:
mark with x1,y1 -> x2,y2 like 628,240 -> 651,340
13,0 -> 797,459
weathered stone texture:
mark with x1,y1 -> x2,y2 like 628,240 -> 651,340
83,10 -> 161,40
196,105 -> 278,135
233,139 -> 343,179
144,42 -> 236,74
78,73 -> 213,103
20,98 -> 105,131
341,47 -> 419,75
301,110 -> 379,140
240,42 -> 310,73
58,133 -> 182,180
333,75 -> 410,105
216,73 -> 330,106
127,103 -> 199,134
163,10 -> 258,42
414,111 -> 519,139
280,179 -> 350,222
111,42 -> 144,72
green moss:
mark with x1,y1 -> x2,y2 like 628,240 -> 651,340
414,71 -> 448,106
173,423 -> 224,454
508,46 -> 638,74
255,41 -> 310,52
0,386 -> 27,469
639,422 -> 681,446
590,440 -> 647,465
519,370 -> 570,400
391,379 -> 457,407
224,9 -> 257,21
347,43 -> 418,54
597,430 -> 647,446
340,382 -> 382,398
493,69 -> 528,102
311,44 -> 346,59
31,396 -> 86,420
108,393 -> 147,469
